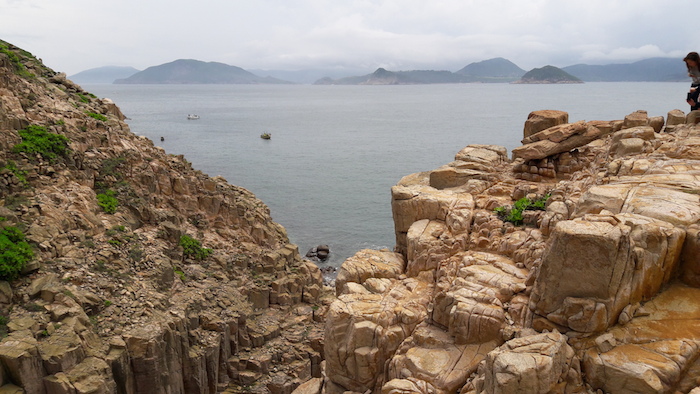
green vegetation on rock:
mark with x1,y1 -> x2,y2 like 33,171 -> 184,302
12,125 -> 69,160
96,190 -> 118,214
494,194 -> 550,225
0,42 -> 34,78
0,226 -> 34,281
179,235 -> 212,261
3,161 -> 28,187
86,112 -> 108,122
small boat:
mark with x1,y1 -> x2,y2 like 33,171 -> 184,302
260,132 -> 271,140
187,114 -> 200,120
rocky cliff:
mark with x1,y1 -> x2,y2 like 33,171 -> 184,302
0,40 -> 330,393
321,106 -> 700,393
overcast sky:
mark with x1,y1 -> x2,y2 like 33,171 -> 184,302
1,0 -> 697,75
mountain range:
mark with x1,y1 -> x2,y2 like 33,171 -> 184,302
69,57 -> 690,85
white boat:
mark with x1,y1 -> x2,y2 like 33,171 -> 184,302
187,114 -> 200,120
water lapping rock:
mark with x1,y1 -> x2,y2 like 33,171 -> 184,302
321,107 -> 700,393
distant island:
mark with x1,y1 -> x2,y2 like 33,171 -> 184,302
513,65 -> 583,84
314,58 -> 526,85
69,66 -> 140,84
114,59 -> 292,84
70,56 -> 689,85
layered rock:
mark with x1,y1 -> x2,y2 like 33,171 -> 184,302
322,107 -> 700,394
0,40 -> 330,393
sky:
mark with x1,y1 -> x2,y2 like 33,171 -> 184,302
1,0 -> 698,76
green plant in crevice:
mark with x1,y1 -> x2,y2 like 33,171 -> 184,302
96,189 -> 118,214
12,125 -> 69,160
3,161 -> 28,187
179,235 -> 212,261
173,267 -> 186,281
85,112 -> 107,122
0,226 -> 34,281
494,194 -> 551,226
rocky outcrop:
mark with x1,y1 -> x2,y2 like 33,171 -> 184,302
0,40 -> 330,393
322,107 -> 700,393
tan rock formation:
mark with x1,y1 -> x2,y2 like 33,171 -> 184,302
470,331 -> 582,394
523,110 -> 569,139
512,121 -> 611,161
325,105 -> 700,393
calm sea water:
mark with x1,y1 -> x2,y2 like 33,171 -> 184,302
84,82 -> 687,267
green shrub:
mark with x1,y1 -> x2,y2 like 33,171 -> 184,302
96,190 -> 118,214
3,161 -> 28,186
12,125 -> 68,160
179,235 -> 212,261
0,226 -> 34,281
86,112 -> 108,121
174,269 -> 186,281
494,194 -> 550,226
0,43 -> 34,78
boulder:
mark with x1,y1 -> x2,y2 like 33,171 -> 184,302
667,109 -> 686,126
512,121 -> 608,161
523,110 -> 569,139
324,276 -> 433,393
432,251 -> 528,344
0,331 -> 45,394
473,331 -> 581,394
391,180 -> 475,257
335,249 -> 405,296
623,110 -> 649,129
530,214 -> 684,333
385,323 -> 497,393
305,245 -> 330,261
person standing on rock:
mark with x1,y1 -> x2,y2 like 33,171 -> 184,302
684,52 -> 700,111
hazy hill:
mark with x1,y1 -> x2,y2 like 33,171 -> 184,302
114,59 -> 292,84
69,66 -> 140,84
314,67 -> 471,85
515,65 -> 583,84
562,57 -> 687,82
314,58 -> 527,85
249,68 -> 371,84
455,57 -> 526,82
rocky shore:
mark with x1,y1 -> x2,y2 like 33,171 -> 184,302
320,108 -> 700,394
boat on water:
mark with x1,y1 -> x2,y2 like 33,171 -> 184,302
187,114 -> 200,120
260,132 -> 271,140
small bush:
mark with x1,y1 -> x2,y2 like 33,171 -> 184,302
494,194 -> 550,226
96,190 -> 118,214
179,235 -> 212,261
12,125 -> 69,160
3,161 -> 28,186
0,226 -> 34,281
86,112 -> 108,122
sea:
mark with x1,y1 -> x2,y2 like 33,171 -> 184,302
84,82 -> 689,268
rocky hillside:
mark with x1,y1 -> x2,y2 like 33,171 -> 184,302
0,40 -> 331,393
319,107 -> 700,393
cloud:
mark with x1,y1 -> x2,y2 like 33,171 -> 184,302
581,45 -> 688,64
1,0 -> 699,74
